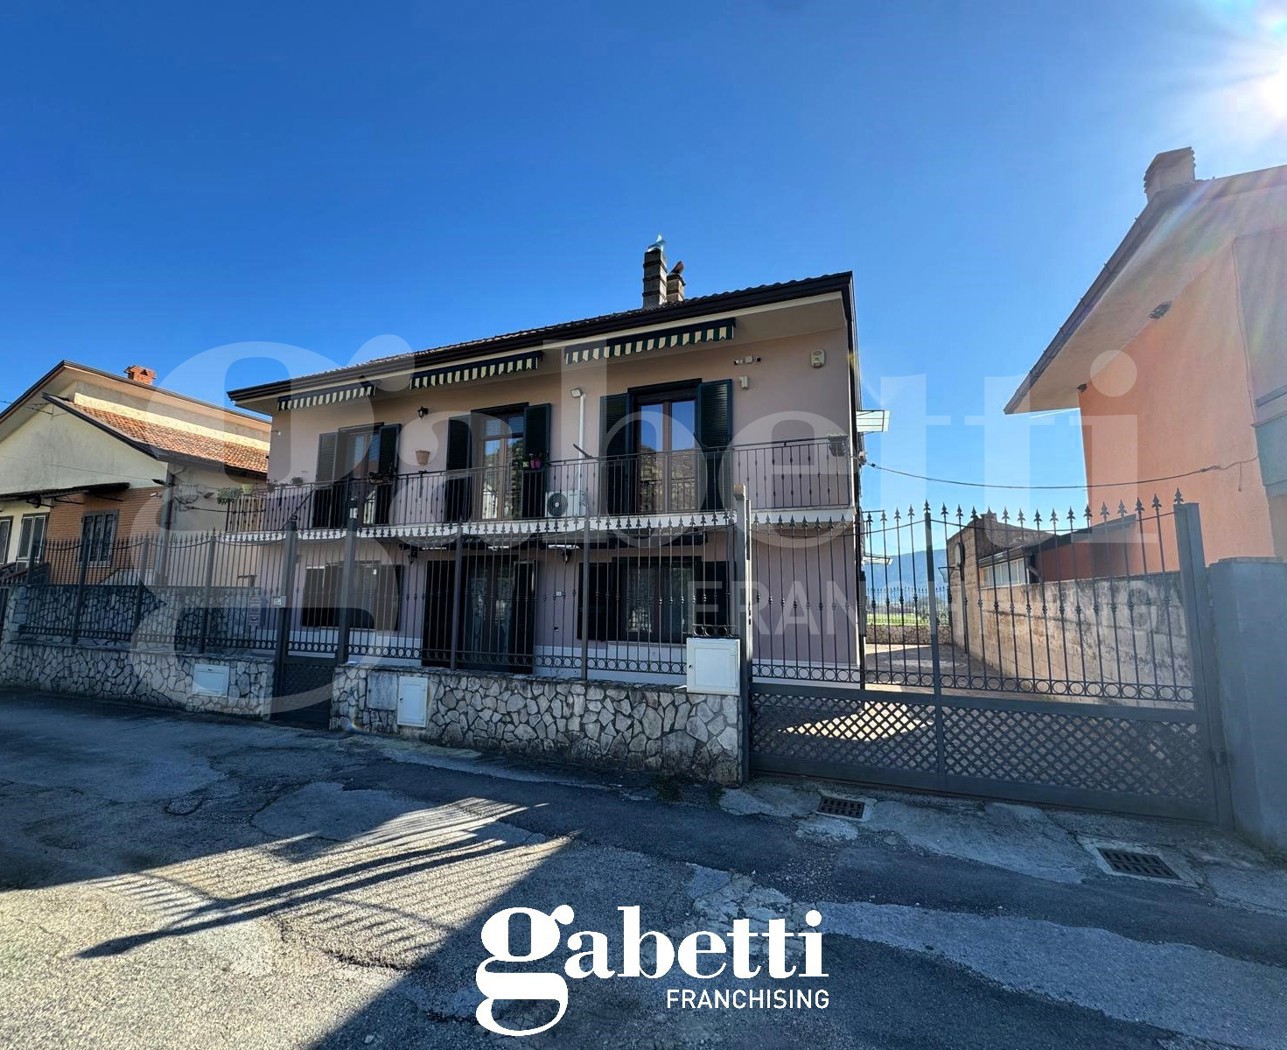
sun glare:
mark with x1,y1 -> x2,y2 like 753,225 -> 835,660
1261,57 -> 1287,118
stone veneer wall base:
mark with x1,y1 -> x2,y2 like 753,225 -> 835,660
332,664 -> 744,785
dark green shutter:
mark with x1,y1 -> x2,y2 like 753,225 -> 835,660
373,423 -> 401,524
695,380 -> 733,511
444,415 -> 474,522
312,432 -> 341,528
521,403 -> 552,518
599,393 -> 636,515
315,432 -> 339,484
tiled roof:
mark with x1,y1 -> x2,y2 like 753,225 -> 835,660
228,270 -> 853,400
348,275 -> 844,375
60,401 -> 269,475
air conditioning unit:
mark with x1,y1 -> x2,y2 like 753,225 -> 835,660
545,490 -> 587,518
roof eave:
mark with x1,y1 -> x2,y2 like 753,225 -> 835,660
227,271 -> 855,406
1004,184 -> 1193,415
44,396 -> 268,479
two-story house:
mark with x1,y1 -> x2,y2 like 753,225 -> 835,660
0,361 -> 270,581
226,247 -> 859,683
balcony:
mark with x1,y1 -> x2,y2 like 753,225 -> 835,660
224,437 -> 855,534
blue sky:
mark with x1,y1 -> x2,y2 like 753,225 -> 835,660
2,0 -> 1285,513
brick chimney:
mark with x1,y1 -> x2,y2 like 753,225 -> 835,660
125,364 -> 157,385
642,239 -> 668,308
666,261 -> 685,304
1144,147 -> 1196,202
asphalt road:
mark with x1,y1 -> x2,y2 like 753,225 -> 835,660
1,691 -> 1285,1049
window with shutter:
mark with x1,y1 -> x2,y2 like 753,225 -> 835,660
371,423 -> 402,524
599,392 -> 636,515
520,403 -> 552,518
312,433 -> 341,529
444,415 -> 474,522
0,517 -> 12,563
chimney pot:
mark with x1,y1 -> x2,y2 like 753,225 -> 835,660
642,240 -> 668,308
125,365 -> 157,385
666,263 -> 685,304
1143,147 -> 1196,202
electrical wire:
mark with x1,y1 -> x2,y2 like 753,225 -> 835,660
865,457 -> 1259,491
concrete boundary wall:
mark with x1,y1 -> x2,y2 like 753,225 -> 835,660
333,664 -> 742,784
1209,558 -> 1287,852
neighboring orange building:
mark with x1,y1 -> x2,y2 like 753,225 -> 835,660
1007,148 -> 1287,564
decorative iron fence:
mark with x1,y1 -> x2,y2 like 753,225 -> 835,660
12,514 -> 739,681
749,494 -> 1201,707
19,531 -> 280,653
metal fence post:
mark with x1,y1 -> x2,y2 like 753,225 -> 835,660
923,506 -> 943,694
273,520 -> 300,691
197,531 -> 218,654
449,525 -> 464,671
1174,500 -> 1233,827
132,533 -> 151,642
579,511 -> 591,681
70,536 -> 89,644
732,484 -> 753,785
335,506 -> 359,665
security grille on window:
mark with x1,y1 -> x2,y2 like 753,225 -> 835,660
301,563 -> 403,630
580,558 -> 729,644
81,512 -> 118,565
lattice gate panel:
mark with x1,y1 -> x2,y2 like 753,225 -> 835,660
749,686 -> 1214,820
939,706 -> 1206,801
750,690 -> 938,773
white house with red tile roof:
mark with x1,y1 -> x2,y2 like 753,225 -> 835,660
0,361 -> 269,568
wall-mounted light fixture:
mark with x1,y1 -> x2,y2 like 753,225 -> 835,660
569,387 -> 584,399
416,406 -> 429,419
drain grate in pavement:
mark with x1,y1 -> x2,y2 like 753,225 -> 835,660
817,795 -> 866,820
1094,847 -> 1180,881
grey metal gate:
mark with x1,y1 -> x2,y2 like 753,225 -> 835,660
270,521 -> 340,728
747,496 -> 1228,822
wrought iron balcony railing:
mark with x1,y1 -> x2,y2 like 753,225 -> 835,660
224,436 -> 855,533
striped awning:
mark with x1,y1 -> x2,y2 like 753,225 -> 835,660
278,382 -> 374,412
410,349 -> 543,389
564,318 -> 736,365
